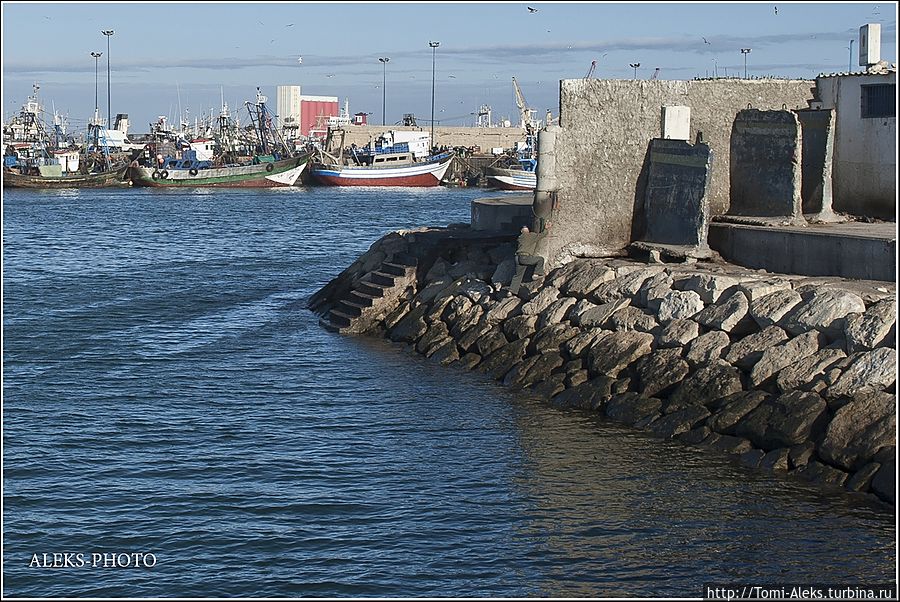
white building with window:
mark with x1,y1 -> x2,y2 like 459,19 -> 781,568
813,24 -> 896,219
276,85 -> 302,130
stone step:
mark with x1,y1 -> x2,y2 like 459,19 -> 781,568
327,309 -> 354,328
357,281 -> 391,298
370,271 -> 397,287
382,262 -> 413,277
348,290 -> 378,307
336,299 -> 367,317
319,316 -> 346,333
392,252 -> 418,267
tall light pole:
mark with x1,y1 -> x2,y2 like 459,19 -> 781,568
848,39 -> 854,72
378,57 -> 390,126
629,62 -> 640,79
90,52 -> 102,124
429,41 -> 440,151
102,30 -> 114,128
741,48 -> 752,79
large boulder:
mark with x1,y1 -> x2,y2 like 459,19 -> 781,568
569,299 -> 599,326
587,331 -> 654,378
503,314 -> 538,342
551,376 -> 615,411
477,338 -> 531,379
475,326 -> 509,357
650,405 -> 710,438
665,361 -> 743,412
656,319 -> 700,349
607,306 -> 658,333
389,303 -> 430,343
483,295 -> 522,324
564,328 -> 610,359
560,262 -> 616,297
844,299 -> 896,353
685,331 -> 731,367
521,286 -> 561,316
656,290 -> 705,323
416,321 -> 451,356
749,289 -> 803,329
871,458 -> 896,504
734,391 -> 830,450
723,326 -> 789,371
590,267 -> 665,304
531,323 -> 578,354
636,272 -> 673,309
775,348 -> 846,392
706,391 -> 770,435
635,348 -> 690,398
677,273 -> 742,304
693,290 -> 753,334
826,348 -> 897,398
537,296 -> 577,329
749,330 -> 824,387
779,289 -> 866,338
605,393 -> 663,426
819,391 -> 896,471
578,298 -> 630,328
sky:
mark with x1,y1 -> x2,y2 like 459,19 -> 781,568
2,1 -> 897,134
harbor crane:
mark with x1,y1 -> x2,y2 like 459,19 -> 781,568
584,60 -> 596,79
511,76 -> 539,135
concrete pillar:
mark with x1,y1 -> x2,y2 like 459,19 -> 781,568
661,106 -> 691,141
796,108 -> 840,222
533,125 -> 560,232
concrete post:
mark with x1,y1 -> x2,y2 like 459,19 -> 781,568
533,125 -> 560,232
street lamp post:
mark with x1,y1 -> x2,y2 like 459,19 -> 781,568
378,57 -> 390,126
429,41 -> 440,152
741,48 -> 752,79
849,39 -> 854,72
90,52 -> 102,124
102,30 -> 114,128
629,62 -> 640,79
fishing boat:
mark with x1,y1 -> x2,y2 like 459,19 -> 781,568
484,155 -> 537,191
128,89 -> 310,188
128,153 -> 310,188
2,84 -> 130,189
3,164 -> 129,189
309,129 -> 453,187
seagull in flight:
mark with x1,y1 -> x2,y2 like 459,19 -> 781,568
297,56 -> 303,63
286,23 -> 294,27
527,6 -> 538,13
774,5 -> 778,14
702,37 -> 711,45
326,73 -> 334,78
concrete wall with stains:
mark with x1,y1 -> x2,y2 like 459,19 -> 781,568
541,78 -> 814,266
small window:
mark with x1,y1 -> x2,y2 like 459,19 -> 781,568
861,83 -> 896,118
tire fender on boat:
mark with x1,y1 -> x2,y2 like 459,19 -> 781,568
161,170 -> 169,179
189,168 -> 198,176
266,162 -> 274,172
151,170 -> 161,180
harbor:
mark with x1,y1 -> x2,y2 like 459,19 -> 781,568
2,2 -> 896,599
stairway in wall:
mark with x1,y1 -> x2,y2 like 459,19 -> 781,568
319,252 -> 419,334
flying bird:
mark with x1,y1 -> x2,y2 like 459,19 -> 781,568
326,73 -> 334,77
702,37 -> 711,45
448,74 -> 456,78
774,5 -> 778,14
527,6 -> 538,12
286,23 -> 294,27
297,56 -> 303,63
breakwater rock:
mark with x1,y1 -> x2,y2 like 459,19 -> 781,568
310,228 -> 897,506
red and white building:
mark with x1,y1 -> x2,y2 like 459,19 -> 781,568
276,85 -> 339,138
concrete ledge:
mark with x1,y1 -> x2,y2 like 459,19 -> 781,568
708,221 -> 896,281
471,194 -> 534,233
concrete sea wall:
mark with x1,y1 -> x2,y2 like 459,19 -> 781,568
545,79 -> 815,265
311,229 -> 897,507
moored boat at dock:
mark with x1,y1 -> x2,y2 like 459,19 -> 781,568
484,156 -> 537,191
128,154 -> 309,188
3,164 -> 129,188
310,129 -> 453,187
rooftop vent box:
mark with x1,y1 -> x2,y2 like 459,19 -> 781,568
859,23 -> 881,67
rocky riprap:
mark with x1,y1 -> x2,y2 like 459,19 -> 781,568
310,228 -> 897,506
